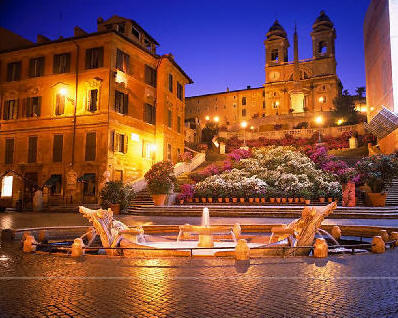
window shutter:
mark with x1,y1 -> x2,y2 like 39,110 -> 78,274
124,135 -> 128,153
110,130 -> 115,152
65,54 -> 71,73
3,101 -> 9,120
37,96 -> 41,116
53,135 -> 63,162
85,132 -> 96,161
15,99 -> 20,119
53,55 -> 58,73
5,138 -> 14,164
29,59 -> 34,77
98,47 -> 104,67
123,93 -> 128,114
22,98 -> 27,118
85,49 -> 91,69
125,54 -> 129,73
39,57 -> 45,76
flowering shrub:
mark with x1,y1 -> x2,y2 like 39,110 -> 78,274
227,148 -> 251,162
198,143 -> 208,152
144,161 -> 176,194
177,184 -> 195,200
178,151 -> 193,163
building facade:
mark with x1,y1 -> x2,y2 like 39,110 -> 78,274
186,11 -> 340,131
364,0 -> 398,153
0,16 -> 192,207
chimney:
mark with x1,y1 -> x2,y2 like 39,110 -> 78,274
74,26 -> 87,37
37,34 -> 50,44
97,17 -> 104,24
247,85 -> 251,89
226,87 -> 230,92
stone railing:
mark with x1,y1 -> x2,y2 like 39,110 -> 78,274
219,123 -> 365,140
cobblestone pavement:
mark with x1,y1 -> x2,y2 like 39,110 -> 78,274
1,213 -> 398,317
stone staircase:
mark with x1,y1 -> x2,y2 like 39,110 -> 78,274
130,189 -> 154,207
386,179 -> 398,206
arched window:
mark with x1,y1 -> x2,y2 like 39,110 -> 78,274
318,41 -> 328,55
271,49 -> 279,62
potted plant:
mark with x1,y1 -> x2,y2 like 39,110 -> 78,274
301,189 -> 312,205
318,189 -> 326,203
267,187 -> 276,203
100,181 -> 135,215
356,155 -> 398,207
144,161 -> 176,206
178,184 -> 194,205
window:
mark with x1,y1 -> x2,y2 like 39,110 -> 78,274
168,74 -> 173,92
142,141 -> 154,159
55,93 -> 65,115
114,170 -> 123,181
29,57 -> 45,77
242,97 -> 246,105
24,96 -> 41,117
242,109 -> 247,117
167,109 -> 172,128
273,101 -> 279,108
177,82 -> 183,100
144,103 -> 156,124
114,90 -> 128,114
28,136 -> 38,163
5,138 -> 14,164
167,144 -> 172,161
319,41 -> 327,55
3,100 -> 17,120
88,89 -> 98,112
177,116 -> 181,133
115,23 -> 125,33
116,49 -> 129,73
85,47 -> 104,69
7,62 -> 21,81
262,101 -> 265,109
1,176 -> 13,197
262,91 -> 265,97
116,134 -> 128,153
53,53 -> 70,74
85,132 -> 96,161
83,174 -> 96,196
131,26 -> 140,39
53,135 -> 63,162
271,49 -> 279,62
48,174 -> 62,195
145,65 -> 157,87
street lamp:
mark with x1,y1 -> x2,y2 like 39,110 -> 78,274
314,115 -> 323,143
214,116 -> 219,123
241,121 -> 248,146
205,115 -> 210,121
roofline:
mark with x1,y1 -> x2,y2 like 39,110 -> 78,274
128,18 -> 159,45
0,29 -> 192,84
186,86 -> 263,99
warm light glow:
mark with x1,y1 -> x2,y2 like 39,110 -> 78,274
318,96 -> 325,103
150,144 -> 157,152
205,116 -> 210,121
370,106 -> 375,111
214,116 -> 219,123
275,101 -> 280,106
315,115 -> 323,125
250,126 -> 254,130
115,70 -> 127,84
1,176 -> 13,197
131,133 -> 140,142
240,121 -> 247,128
59,88 -> 67,96
337,119 -> 344,125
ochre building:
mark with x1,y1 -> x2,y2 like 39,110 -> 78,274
186,11 -> 339,130
0,16 -> 192,206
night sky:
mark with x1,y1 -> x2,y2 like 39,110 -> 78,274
0,0 -> 370,97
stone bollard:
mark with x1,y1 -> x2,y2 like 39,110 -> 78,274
331,226 -> 342,241
233,223 -> 241,240
313,238 -> 328,258
235,239 -> 250,261
23,235 -> 37,253
71,238 -> 85,257
390,232 -> 398,247
380,230 -> 389,243
38,230 -> 48,243
371,236 -> 385,254
1,229 -> 15,242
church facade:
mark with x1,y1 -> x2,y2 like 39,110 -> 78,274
186,11 -> 340,130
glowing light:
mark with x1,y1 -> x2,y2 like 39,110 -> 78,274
205,116 -> 210,121
370,106 -> 375,111
337,119 -> 344,125
150,144 -> 157,152
315,115 -> 323,125
59,88 -> 67,96
115,70 -> 127,84
360,106 -> 367,112
250,126 -> 254,130
275,101 -> 280,106
131,133 -> 140,142
213,116 -> 219,123
240,121 -> 247,128
1,176 -> 13,197
318,96 -> 325,103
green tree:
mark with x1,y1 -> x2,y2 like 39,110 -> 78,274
355,86 -> 366,98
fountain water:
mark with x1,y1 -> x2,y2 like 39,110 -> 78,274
202,207 -> 210,227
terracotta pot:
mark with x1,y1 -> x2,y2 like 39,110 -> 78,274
261,198 -> 266,203
225,198 -> 230,203
179,200 -> 184,205
367,193 -> 386,207
249,198 -> 254,203
276,198 -> 281,203
187,198 -> 193,203
255,198 -> 260,203
207,197 -> 213,203
218,198 -> 223,203
288,198 -> 293,203
281,198 -> 287,203
300,198 -> 305,203
151,194 -> 167,206
232,198 -> 238,203
201,197 -> 206,203
194,198 -> 200,203
294,198 -> 299,203
305,199 -> 310,205
239,198 -> 245,203
327,198 -> 333,203
270,198 -> 275,203
319,197 -> 325,203
110,203 -> 120,215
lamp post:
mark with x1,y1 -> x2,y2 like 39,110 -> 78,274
314,115 -> 323,143
241,121 -> 248,146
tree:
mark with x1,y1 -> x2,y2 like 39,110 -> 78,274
355,86 -> 366,98
332,88 -> 358,125
201,122 -> 218,145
